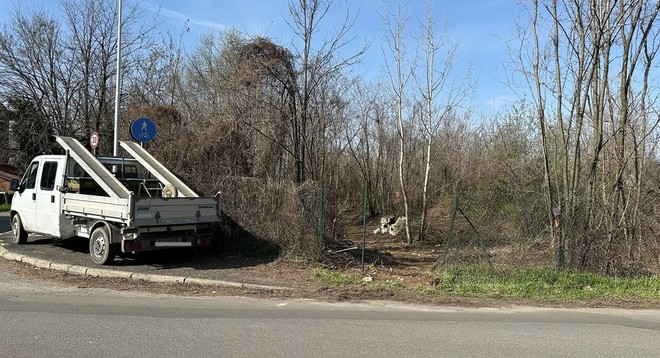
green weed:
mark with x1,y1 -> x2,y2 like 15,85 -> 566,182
312,267 -> 361,286
428,264 -> 660,301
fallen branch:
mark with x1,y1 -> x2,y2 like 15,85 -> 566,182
329,246 -> 358,254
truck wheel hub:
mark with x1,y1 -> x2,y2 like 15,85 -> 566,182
93,237 -> 106,256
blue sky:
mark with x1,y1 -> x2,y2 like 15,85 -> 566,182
145,0 -> 523,112
0,0 -> 524,113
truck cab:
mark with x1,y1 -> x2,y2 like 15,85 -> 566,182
10,155 -> 71,240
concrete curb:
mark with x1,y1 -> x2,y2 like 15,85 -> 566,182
0,243 -> 290,291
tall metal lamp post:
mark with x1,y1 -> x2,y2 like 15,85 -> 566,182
113,0 -> 123,157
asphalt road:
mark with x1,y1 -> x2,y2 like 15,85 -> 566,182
2,211 -> 660,357
0,211 -> 9,233
1,264 -> 659,358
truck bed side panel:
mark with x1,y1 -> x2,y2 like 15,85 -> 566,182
131,197 -> 220,227
61,193 -> 132,224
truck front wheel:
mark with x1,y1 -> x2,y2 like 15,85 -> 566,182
89,226 -> 116,265
11,214 -> 28,244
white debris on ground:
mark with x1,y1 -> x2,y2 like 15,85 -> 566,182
373,216 -> 407,236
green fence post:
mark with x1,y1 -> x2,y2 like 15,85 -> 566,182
318,182 -> 325,248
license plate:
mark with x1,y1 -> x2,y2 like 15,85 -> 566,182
154,240 -> 192,247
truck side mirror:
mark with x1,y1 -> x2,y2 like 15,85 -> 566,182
9,178 -> 22,193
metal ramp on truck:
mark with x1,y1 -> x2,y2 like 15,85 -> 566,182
119,140 -> 198,198
55,136 -> 130,199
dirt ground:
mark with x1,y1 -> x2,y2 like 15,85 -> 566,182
2,225 -> 659,310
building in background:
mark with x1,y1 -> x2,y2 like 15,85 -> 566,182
0,163 -> 19,205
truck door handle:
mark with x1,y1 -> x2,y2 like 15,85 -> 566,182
32,193 -> 36,201
51,195 -> 55,203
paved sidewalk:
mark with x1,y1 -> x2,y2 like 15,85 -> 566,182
0,244 -> 287,290
0,211 -> 9,233
0,212 -> 288,291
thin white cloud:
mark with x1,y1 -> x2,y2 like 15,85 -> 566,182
146,3 -> 227,31
486,95 -> 516,109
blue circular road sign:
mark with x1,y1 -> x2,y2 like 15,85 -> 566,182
130,117 -> 157,143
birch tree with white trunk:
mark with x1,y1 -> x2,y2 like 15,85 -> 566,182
382,2 -> 415,244
416,0 -> 470,242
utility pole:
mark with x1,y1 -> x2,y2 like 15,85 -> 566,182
113,0 -> 123,156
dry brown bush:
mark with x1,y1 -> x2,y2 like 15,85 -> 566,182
214,176 -> 323,257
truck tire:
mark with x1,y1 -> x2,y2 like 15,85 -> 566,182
11,214 -> 28,244
89,226 -> 116,265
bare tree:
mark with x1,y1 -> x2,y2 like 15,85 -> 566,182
0,0 -> 154,156
286,0 -> 365,183
344,81 -> 400,216
382,1 -> 415,244
0,96 -> 10,163
415,0 -> 471,241
125,23 -> 187,108
519,0 -> 660,273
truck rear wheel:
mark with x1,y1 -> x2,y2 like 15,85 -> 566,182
11,214 -> 28,244
89,226 -> 116,265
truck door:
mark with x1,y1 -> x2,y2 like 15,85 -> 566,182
12,160 -> 40,232
34,160 -> 62,237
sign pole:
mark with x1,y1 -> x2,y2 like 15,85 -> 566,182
113,0 -> 123,157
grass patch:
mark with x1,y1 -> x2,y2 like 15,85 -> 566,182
0,203 -> 9,212
376,279 -> 406,290
312,265 -> 660,303
427,264 -> 660,301
311,267 -> 362,286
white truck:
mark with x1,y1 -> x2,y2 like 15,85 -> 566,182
8,136 -> 222,265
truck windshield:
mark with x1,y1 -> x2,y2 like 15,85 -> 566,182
23,161 -> 39,189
